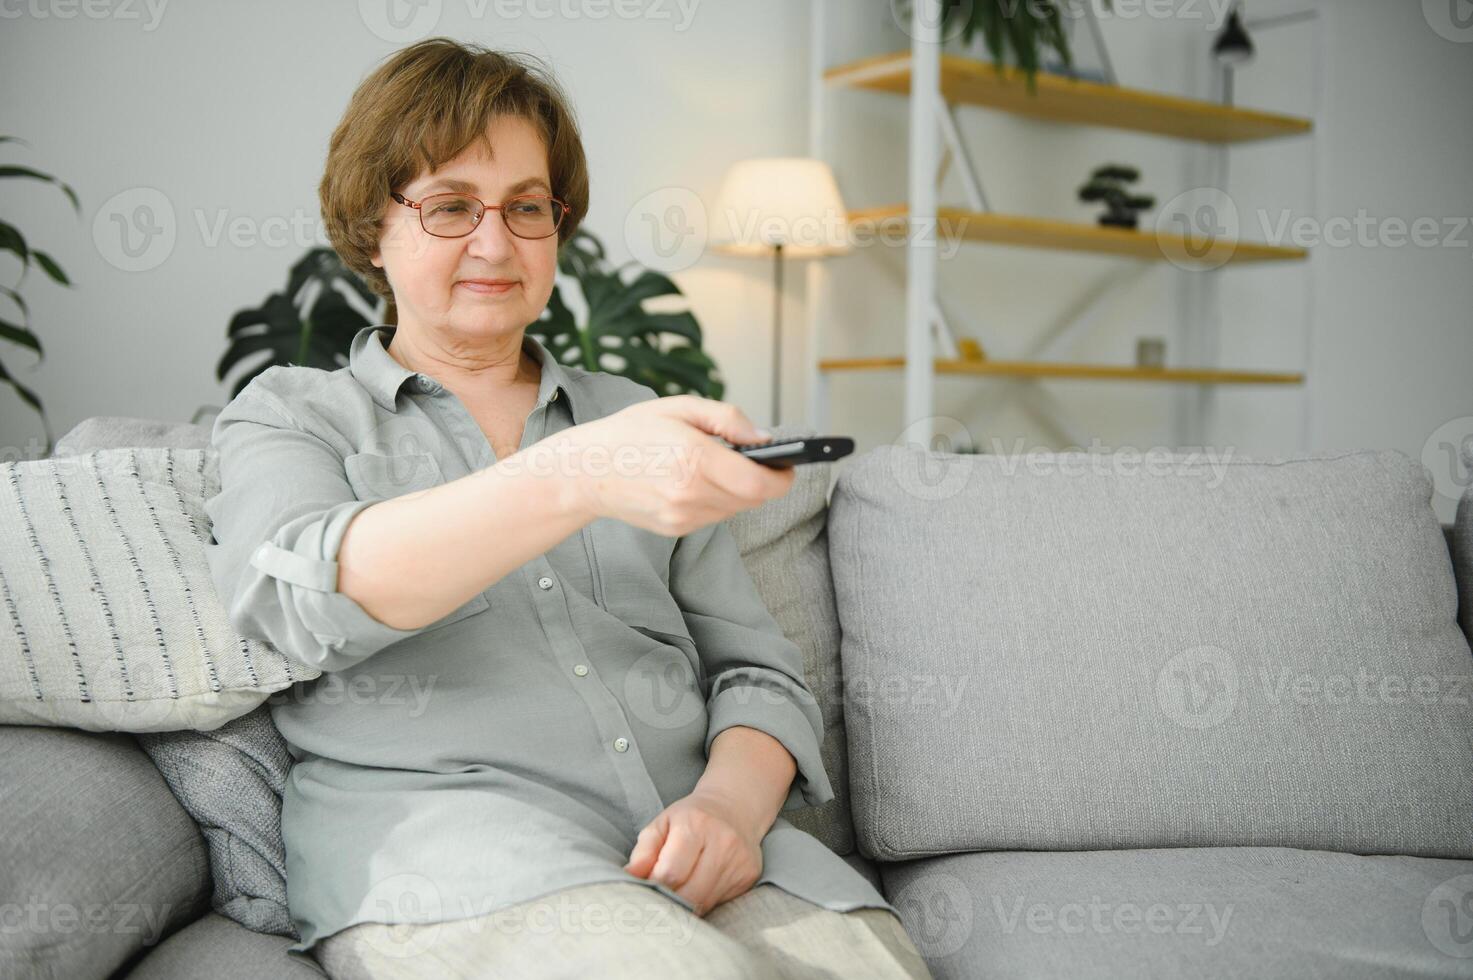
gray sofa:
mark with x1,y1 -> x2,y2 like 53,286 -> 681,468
4,414 -> 1473,980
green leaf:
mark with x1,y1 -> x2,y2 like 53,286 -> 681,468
0,354 -> 51,453
0,355 -> 42,412
0,165 -> 80,213
0,314 -> 42,357
31,250 -> 70,286
217,247 -> 381,390
0,218 -> 31,272
0,284 -> 29,320
916,0 -> 1113,92
601,268 -> 684,323
528,229 -> 722,398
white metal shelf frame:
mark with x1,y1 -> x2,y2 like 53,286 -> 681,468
804,0 -> 1324,452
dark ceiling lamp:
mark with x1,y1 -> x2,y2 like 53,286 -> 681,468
1212,3 -> 1256,104
1213,7 -> 1256,64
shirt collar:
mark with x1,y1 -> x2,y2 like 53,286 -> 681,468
350,324 -> 574,415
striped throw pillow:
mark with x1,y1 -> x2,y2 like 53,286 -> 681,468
0,447 -> 319,732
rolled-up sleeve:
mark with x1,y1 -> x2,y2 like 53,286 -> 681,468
670,518 -> 834,812
203,381 -> 423,673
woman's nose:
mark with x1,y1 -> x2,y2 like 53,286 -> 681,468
463,208 -> 518,262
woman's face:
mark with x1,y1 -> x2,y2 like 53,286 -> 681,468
372,113 -> 560,344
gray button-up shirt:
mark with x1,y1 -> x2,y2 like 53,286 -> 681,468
202,324 -> 891,962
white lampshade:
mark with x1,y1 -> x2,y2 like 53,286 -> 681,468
710,158 -> 851,258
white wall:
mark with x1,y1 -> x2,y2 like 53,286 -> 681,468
2,0 -> 1469,517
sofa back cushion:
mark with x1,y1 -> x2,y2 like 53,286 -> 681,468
53,415 -> 212,456
830,445 -> 1473,861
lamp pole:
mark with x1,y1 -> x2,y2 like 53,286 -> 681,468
772,241 -> 783,426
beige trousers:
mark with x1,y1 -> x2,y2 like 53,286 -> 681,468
315,881 -> 933,980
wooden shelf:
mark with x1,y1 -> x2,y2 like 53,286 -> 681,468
849,205 -> 1307,265
819,356 -> 1304,386
825,51 -> 1313,144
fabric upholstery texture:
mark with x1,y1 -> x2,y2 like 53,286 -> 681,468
723,424 -> 857,855
0,725 -> 211,979
880,846 -> 1473,979
830,445 -> 1473,860
0,447 -> 318,732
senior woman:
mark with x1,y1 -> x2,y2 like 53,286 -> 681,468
203,38 -> 929,980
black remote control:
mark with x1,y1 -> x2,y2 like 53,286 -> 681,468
730,435 -> 855,468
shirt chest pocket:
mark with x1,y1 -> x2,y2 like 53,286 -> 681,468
342,450 -> 489,631
343,451 -> 445,501
587,517 -> 692,643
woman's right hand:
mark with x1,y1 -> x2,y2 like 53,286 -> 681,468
551,395 -> 796,537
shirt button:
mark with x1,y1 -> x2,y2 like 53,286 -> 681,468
550,388 -> 560,402
537,575 -> 554,590
613,737 -> 629,752
573,664 -> 589,676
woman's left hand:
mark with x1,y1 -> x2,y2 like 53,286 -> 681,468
623,787 -> 765,916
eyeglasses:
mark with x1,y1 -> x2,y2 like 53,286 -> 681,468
390,190 -> 572,240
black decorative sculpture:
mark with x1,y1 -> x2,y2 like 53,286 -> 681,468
1078,165 -> 1156,229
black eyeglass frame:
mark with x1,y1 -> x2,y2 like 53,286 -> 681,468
389,190 -> 573,240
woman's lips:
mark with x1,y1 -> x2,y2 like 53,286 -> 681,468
456,280 -> 518,295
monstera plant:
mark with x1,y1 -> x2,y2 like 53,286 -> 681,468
531,230 -> 721,399
217,248 -> 379,398
218,229 -> 721,400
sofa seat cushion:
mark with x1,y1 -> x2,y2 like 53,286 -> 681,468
880,846 -> 1473,979
125,912 -> 326,979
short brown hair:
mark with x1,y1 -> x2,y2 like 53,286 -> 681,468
319,38 -> 589,304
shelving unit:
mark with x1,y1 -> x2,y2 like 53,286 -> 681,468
823,51 -> 1313,144
817,354 -> 1304,387
804,0 -> 1319,449
846,206 -> 1307,265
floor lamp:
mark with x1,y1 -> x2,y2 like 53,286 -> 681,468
710,158 -> 850,427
